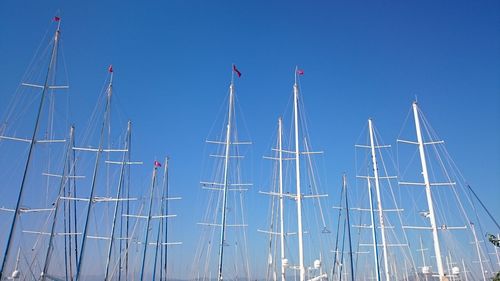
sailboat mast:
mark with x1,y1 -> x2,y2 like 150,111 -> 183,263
293,71 -> 306,281
75,70 -> 114,281
104,121 -> 131,281
278,118 -> 286,281
153,157 -> 169,281
368,119 -> 390,281
343,175 -> 355,281
470,223 -> 487,281
331,184 -> 345,280
412,102 -> 445,280
217,80 -> 235,281
41,126 -> 75,281
139,162 -> 160,281
0,19 -> 61,280
367,174 -> 381,281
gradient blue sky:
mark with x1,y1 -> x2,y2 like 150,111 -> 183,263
0,0 -> 499,278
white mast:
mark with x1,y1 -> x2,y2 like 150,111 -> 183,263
412,101 -> 445,280
367,175 -> 381,281
368,118 -> 390,281
278,118 -> 286,281
293,69 -> 305,281
470,223 -> 487,281
217,79 -> 235,281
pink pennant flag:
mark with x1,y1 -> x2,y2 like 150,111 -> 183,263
297,69 -> 304,75
154,160 -> 162,167
54,16 -> 61,22
108,65 -> 113,73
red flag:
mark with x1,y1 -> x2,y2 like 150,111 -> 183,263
108,65 -> 113,73
297,69 -> 304,75
154,161 -> 162,167
233,65 -> 241,78
54,16 -> 61,22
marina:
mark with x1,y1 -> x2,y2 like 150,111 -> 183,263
0,2 -> 498,281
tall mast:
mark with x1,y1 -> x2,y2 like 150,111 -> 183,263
104,121 -> 131,281
155,157 -> 169,281
293,68 -> 305,281
343,175 -> 355,281
139,161 -> 160,281
75,68 -> 114,281
278,118 -> 286,281
0,18 -> 62,280
331,183 -> 345,280
41,126 -> 75,281
368,119 -> 390,281
367,174 -> 381,281
470,223 -> 487,281
217,78 -> 235,281
412,101 -> 445,280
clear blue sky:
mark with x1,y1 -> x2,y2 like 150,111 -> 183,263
0,0 -> 499,279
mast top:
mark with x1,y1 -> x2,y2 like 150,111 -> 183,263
108,65 -> 114,84
231,64 -> 241,85
294,66 -> 304,86
54,16 -> 61,31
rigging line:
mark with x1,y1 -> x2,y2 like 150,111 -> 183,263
1,32 -> 51,124
376,131 -> 420,280
422,110 -> 492,264
303,142 -> 331,274
71,133 -> 79,271
63,158 -> 71,281
59,42 -> 71,133
396,104 -> 414,141
237,172 -> 252,281
353,185 -> 367,279
338,210 -> 347,281
467,185 -> 500,231
303,138 -> 328,229
424,111 -> 497,231
160,157 -> 169,281
331,181 -> 345,279
0,24 -> 62,279
19,248 -> 37,281
467,193 -> 498,272
264,178 -> 277,281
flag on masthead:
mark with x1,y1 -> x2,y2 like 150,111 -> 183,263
233,64 -> 242,78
